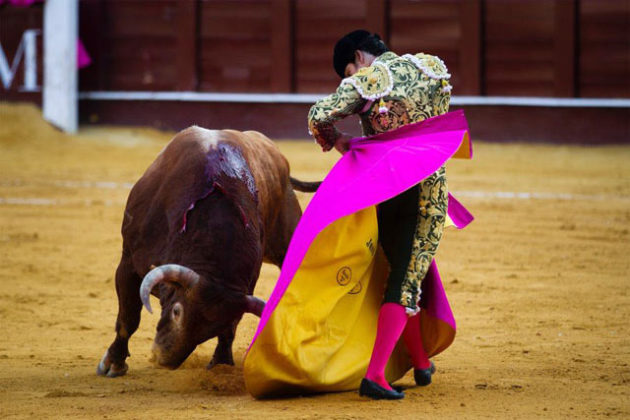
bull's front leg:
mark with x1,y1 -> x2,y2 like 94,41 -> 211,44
97,253 -> 142,377
206,318 -> 240,369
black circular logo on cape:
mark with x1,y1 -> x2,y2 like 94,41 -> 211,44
348,281 -> 362,295
336,266 -> 352,286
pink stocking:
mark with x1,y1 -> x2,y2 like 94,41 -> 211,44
365,303 -> 408,390
403,312 -> 431,369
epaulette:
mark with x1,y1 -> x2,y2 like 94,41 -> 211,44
403,53 -> 451,80
340,62 -> 393,101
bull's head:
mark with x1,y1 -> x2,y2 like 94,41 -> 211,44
139,264 -> 264,369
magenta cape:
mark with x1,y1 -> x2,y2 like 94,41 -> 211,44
244,110 -> 473,397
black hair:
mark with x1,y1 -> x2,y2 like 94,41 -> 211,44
333,30 -> 390,78
357,33 -> 389,57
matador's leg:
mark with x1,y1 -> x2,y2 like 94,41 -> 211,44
400,166 -> 448,313
401,166 -> 448,385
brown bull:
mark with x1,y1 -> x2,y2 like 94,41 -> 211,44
97,127 -> 318,377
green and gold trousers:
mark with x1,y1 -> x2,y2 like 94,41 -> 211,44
378,166 -> 448,315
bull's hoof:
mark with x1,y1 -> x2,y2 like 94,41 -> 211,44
206,358 -> 234,370
96,350 -> 128,378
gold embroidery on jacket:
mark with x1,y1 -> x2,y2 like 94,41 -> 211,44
307,52 -> 452,148
400,166 -> 448,314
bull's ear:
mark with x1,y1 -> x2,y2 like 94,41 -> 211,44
244,295 -> 265,317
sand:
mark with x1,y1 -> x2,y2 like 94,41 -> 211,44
0,103 -> 628,419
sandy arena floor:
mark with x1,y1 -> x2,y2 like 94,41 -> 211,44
0,103 -> 628,419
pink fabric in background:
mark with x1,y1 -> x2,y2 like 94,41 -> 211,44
248,110 -> 473,349
2,0 -> 92,69
1,0 -> 41,5
77,39 -> 91,69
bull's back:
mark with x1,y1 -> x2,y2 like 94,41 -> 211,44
123,127 -> 254,268
123,126 -> 297,270
223,130 -> 291,211
223,130 -> 302,265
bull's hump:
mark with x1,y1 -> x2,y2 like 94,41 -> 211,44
183,126 -> 221,152
186,128 -> 257,199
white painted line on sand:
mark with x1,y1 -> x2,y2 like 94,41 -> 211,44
0,197 -> 123,206
0,179 -> 135,189
1,190 -> 628,207
2,179 -> 628,203
452,191 -> 630,201
52,180 -> 136,189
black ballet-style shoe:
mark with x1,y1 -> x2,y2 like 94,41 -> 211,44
359,378 -> 405,400
414,361 -> 436,386
390,384 -> 404,393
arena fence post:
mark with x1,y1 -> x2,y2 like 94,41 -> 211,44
43,0 -> 78,133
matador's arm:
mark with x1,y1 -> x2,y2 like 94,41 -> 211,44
307,82 -> 365,152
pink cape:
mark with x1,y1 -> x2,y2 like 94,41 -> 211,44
248,110 -> 473,352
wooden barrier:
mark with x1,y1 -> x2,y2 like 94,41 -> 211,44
2,0 -> 628,142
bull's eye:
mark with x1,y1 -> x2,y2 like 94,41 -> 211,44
172,303 -> 183,321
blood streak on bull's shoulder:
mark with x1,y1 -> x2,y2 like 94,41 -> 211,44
215,143 -> 257,198
193,126 -> 257,198
179,128 -> 258,233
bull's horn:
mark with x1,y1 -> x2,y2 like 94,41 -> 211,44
139,264 -> 201,314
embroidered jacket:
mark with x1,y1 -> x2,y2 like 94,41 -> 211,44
308,51 -> 452,151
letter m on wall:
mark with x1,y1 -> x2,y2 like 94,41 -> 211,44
0,29 -> 40,92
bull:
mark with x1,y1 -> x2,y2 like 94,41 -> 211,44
97,127 -> 318,377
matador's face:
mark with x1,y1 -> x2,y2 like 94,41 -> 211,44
344,50 -> 376,78
344,62 -> 358,78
